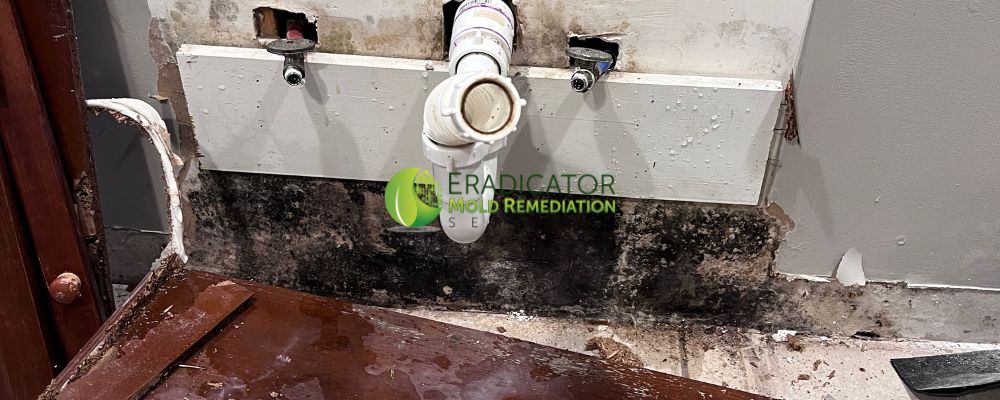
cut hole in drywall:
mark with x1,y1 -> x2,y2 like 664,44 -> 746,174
567,36 -> 620,70
253,7 -> 318,42
442,0 -> 519,60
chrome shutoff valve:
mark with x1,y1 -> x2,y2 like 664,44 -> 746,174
566,47 -> 614,93
266,21 -> 315,86
266,38 -> 315,86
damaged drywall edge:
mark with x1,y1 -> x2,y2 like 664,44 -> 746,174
86,99 -> 188,265
777,247 -> 1000,292
833,247 -> 865,286
147,0 -> 812,80
777,272 -> 831,283
906,283 -> 1000,292
757,75 -> 794,205
776,272 -> 1000,293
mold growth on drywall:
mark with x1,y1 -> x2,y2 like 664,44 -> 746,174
184,171 -> 775,324
183,171 -> 1000,343
186,170 -> 619,311
147,0 -> 808,79
143,0 -> 1000,344
611,200 -> 781,327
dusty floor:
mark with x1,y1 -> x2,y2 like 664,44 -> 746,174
402,309 -> 1000,400
111,285 -> 997,399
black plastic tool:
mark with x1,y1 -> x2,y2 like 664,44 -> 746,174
891,349 -> 1000,399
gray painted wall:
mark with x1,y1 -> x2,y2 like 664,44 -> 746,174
73,0 -> 170,231
772,2 -> 1000,288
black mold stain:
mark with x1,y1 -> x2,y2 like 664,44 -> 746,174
614,201 -> 782,327
208,0 -> 239,22
188,170 -> 786,326
189,171 -> 618,310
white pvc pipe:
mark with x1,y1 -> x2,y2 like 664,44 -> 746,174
422,135 -> 504,243
422,0 -> 524,243
454,53 -> 499,75
448,0 -> 515,76
423,73 -> 522,146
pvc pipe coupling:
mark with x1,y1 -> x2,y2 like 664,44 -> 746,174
449,0 -> 515,76
424,73 -> 525,146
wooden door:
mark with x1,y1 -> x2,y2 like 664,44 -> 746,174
0,0 -> 112,397
0,140 -> 57,400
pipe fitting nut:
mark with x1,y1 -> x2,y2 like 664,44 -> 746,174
266,38 -> 315,87
570,69 -> 595,93
283,66 -> 304,86
424,73 -> 524,146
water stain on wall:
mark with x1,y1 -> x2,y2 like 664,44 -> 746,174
208,0 -> 238,22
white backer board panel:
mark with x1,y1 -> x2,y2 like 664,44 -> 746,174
179,45 -> 782,204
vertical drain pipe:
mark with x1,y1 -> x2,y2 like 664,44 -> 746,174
422,0 -> 525,243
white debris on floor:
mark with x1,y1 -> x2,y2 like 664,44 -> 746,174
401,309 -> 1000,400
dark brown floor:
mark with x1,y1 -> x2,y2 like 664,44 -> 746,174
61,270 -> 771,399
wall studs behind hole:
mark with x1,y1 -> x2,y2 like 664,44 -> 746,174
253,7 -> 318,42
254,7 -> 318,86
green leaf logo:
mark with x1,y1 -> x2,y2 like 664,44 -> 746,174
385,168 -> 441,227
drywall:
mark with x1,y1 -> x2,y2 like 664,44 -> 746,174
74,0 -> 171,231
178,45 -> 783,204
148,0 -> 812,81
127,0 -> 1000,338
185,169 -> 1000,343
771,2 -> 1000,288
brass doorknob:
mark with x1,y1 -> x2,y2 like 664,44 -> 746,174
48,272 -> 81,304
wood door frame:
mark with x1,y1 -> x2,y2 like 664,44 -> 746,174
0,139 -> 57,400
0,0 -> 109,369
11,0 -> 115,316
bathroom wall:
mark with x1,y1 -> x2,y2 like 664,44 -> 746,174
145,0 -> 809,306
147,0 -> 812,80
70,0 -> 1000,341
772,1 -> 1000,289
74,0 -> 170,231
73,0 -> 174,283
